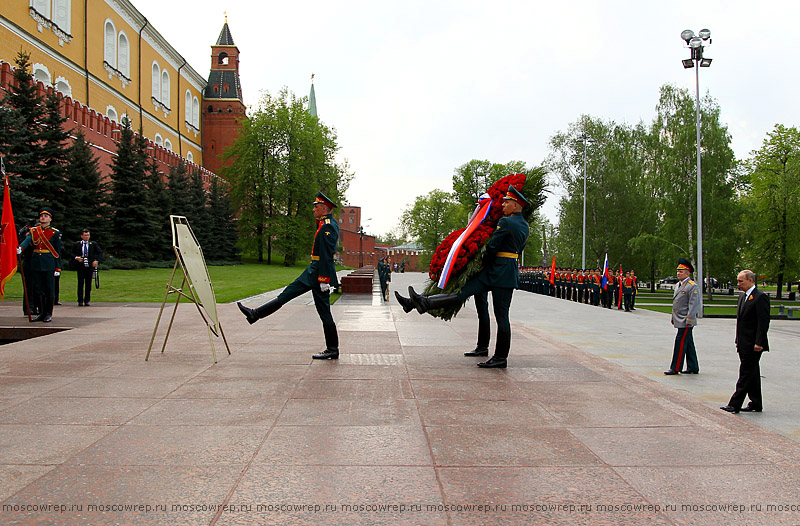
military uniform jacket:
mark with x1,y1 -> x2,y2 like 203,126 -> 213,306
480,212 -> 529,289
300,214 -> 339,287
672,277 -> 700,328
19,226 -> 62,272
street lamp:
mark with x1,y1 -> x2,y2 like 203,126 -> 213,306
577,133 -> 595,270
680,28 -> 712,318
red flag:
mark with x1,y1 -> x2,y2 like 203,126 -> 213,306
549,255 -> 556,285
0,159 -> 18,298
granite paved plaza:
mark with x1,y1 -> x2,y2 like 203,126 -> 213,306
1,271 -> 799,525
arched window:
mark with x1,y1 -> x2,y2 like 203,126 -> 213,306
31,0 -> 50,18
154,134 -> 163,147
163,139 -> 172,151
106,106 -> 118,122
185,90 -> 191,122
223,83 -> 230,94
192,96 -> 199,127
104,20 -> 116,68
117,32 -> 129,77
161,70 -> 170,107
212,83 -> 219,93
187,152 -> 193,163
218,52 -> 228,65
54,77 -> 71,97
53,0 -> 70,32
32,64 -> 51,86
151,62 -> 160,100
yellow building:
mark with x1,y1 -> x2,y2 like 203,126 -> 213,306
1,0 -> 205,166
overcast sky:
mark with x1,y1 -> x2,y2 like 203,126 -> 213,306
134,0 -> 800,236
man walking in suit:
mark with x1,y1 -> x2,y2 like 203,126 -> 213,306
721,270 -> 770,413
72,229 -> 102,306
664,257 -> 700,375
237,191 -> 340,360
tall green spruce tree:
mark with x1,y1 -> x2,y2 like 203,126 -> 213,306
36,89 -> 70,232
188,168 -> 211,249
108,119 -> 156,260
62,129 -> 109,246
0,51 -> 46,222
145,157 -> 173,260
206,177 -> 238,261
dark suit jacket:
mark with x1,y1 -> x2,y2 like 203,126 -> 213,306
736,287 -> 770,352
71,240 -> 103,269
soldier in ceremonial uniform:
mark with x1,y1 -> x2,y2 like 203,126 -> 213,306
17,207 -> 62,322
630,269 -> 638,310
395,186 -> 530,368
665,258 -> 700,375
237,191 -> 341,359
622,270 -> 634,312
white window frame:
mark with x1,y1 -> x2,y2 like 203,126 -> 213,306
104,19 -> 116,69
154,133 -> 163,147
31,0 -> 50,19
106,106 -> 118,122
117,31 -> 129,78
54,76 -> 71,97
32,63 -> 51,86
186,151 -> 194,163
163,139 -> 172,152
160,70 -> 170,108
151,62 -> 160,101
192,96 -> 200,128
53,0 -> 70,33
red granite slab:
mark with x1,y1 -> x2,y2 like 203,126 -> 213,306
130,398 -> 285,426
277,399 -> 419,426
166,376 -> 300,400
417,399 -> 559,427
253,425 -> 432,466
0,424 -> 112,464
0,396 -> 156,425
292,378 -> 414,400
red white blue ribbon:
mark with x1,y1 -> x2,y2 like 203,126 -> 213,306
437,195 -> 492,289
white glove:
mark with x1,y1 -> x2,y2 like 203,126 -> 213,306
54,271 -> 60,277
16,247 -> 22,255
320,283 -> 330,293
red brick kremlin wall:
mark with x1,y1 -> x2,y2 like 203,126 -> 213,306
0,61 -> 216,186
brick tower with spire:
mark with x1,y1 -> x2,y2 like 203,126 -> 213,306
202,17 -> 246,177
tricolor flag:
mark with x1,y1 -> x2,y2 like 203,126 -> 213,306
437,194 -> 492,289
600,253 -> 609,290
0,157 -> 18,298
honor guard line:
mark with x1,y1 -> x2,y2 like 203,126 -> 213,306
146,215 -> 231,363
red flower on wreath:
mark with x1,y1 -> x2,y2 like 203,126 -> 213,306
429,173 -> 526,282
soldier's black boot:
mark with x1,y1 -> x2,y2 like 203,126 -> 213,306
43,297 -> 54,323
313,323 -> 339,359
478,331 -> 510,368
237,299 -> 281,325
408,286 -> 460,315
31,297 -> 46,322
394,291 -> 414,313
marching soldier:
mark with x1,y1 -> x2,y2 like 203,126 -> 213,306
237,191 -> 341,359
17,207 -> 62,322
630,269 -> 638,310
395,186 -> 530,368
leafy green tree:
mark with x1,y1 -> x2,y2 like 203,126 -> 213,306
650,85 -> 738,295
400,189 -> 463,266
225,88 -> 349,265
742,124 -> 800,297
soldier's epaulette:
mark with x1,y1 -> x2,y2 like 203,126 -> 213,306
325,219 -> 330,225
50,227 -> 60,232
688,280 -> 695,285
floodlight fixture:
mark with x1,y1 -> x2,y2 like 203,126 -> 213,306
682,59 -> 694,69
681,29 -> 695,43
698,28 -> 711,40
700,58 -> 713,67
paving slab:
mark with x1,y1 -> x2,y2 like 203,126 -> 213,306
0,271 -> 799,525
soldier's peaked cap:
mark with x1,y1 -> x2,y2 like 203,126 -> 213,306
312,191 -> 336,209
503,185 -> 530,207
676,257 -> 694,272
39,206 -> 53,217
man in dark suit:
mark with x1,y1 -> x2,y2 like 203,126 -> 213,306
237,191 -> 340,360
721,269 -> 770,413
395,185 -> 530,368
72,229 -> 103,306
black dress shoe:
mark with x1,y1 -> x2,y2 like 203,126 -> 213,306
312,349 -> 339,360
682,370 -> 699,374
720,405 -> 740,413
84,303 -> 90,307
740,405 -> 762,412
663,370 -> 679,375
464,347 -> 489,357
237,302 -> 258,324
477,356 -> 507,368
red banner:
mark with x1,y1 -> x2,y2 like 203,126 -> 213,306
0,165 -> 18,298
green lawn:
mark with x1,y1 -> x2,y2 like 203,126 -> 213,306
1,261 -> 350,304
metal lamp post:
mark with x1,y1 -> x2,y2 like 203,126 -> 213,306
681,28 -> 712,318
577,133 -> 595,270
